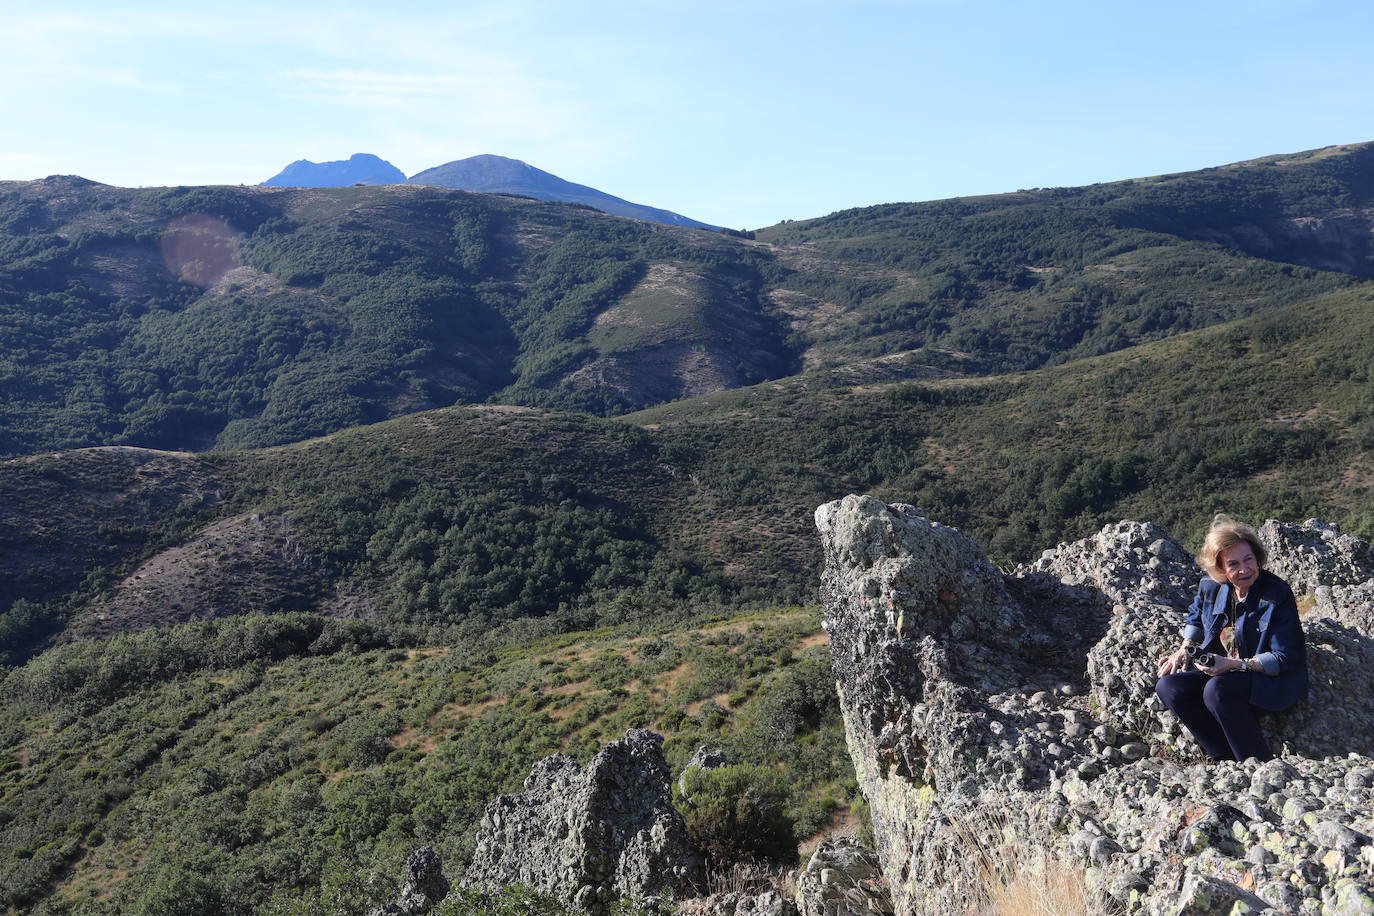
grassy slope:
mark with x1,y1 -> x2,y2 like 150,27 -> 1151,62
0,182 -> 785,456
0,608 -> 846,916
632,279 -> 1374,564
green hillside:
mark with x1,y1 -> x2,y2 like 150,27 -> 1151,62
0,608 -> 847,916
757,141 -> 1374,373
5,142 -> 1374,916
0,181 -> 788,457
5,282 -> 1373,661
2,141 -> 1372,459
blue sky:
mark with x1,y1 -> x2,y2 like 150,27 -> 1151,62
3,0 -> 1371,229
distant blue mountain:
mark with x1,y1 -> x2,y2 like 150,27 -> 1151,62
261,154 -> 406,187
407,154 -> 721,230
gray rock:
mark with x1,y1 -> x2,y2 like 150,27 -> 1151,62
1172,873 -> 1270,915
1313,820 -> 1367,854
367,846 -> 449,916
464,729 -> 704,911
795,837 -> 891,916
1330,877 -> 1374,914
678,745 -> 731,801
814,496 -> 1374,916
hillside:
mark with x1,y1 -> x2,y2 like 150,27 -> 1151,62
757,141 -> 1374,373
0,607 -> 847,915
5,281 -> 1373,661
2,142 -> 1372,459
0,180 -> 790,456
5,140 -> 1374,916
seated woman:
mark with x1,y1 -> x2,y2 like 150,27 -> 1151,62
1155,518 -> 1308,762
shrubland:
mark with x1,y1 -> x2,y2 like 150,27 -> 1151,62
0,607 -> 849,915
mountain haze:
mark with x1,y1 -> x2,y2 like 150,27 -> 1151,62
407,154 -> 723,230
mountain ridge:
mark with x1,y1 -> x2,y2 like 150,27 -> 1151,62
256,151 -> 721,230
261,152 -> 408,187
407,154 -> 723,230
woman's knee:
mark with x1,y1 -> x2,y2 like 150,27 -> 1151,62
1156,673 -> 1195,710
1202,673 -> 1250,714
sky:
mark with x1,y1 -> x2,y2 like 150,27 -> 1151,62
3,0 -> 1372,230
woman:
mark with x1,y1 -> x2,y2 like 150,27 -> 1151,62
1155,518 -> 1307,762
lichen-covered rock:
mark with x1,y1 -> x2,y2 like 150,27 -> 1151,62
795,837 -> 891,916
366,846 -> 449,916
677,746 -> 731,802
464,729 -> 704,911
816,495 -> 1374,916
685,889 -> 799,916
1260,518 -> 1374,594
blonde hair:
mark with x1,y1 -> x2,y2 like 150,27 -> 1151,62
1196,515 -> 1268,583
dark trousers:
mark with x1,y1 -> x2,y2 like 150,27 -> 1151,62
1156,670 -> 1273,762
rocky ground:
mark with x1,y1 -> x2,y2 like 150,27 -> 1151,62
816,495 -> 1374,915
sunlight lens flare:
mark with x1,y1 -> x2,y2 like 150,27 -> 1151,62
159,213 -> 242,287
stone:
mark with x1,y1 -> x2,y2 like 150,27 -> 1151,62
464,729 -> 704,912
1172,873 -> 1270,915
366,846 -> 449,916
795,837 -> 891,916
678,745 -> 731,800
1331,877 -> 1374,914
815,496 -> 1374,916
1313,820 -> 1366,854
1119,742 -> 1149,761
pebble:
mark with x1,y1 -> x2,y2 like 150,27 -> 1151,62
1120,742 -> 1149,761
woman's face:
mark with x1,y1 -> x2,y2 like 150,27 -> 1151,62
1220,541 -> 1260,594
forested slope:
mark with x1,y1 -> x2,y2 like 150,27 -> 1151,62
2,141 -> 1372,458
5,281 -> 1373,659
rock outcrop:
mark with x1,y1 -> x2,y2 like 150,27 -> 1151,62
464,729 -> 704,912
367,846 -> 450,915
795,837 -> 892,916
817,495 -> 1374,915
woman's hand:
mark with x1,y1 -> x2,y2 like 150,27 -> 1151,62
1196,656 -> 1246,677
1156,647 -> 1189,677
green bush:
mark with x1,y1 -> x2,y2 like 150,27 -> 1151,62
673,764 -> 797,867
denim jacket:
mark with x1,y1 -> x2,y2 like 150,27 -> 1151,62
1181,569 -> 1308,711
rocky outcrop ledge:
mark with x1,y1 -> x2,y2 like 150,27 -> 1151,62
816,495 -> 1374,915
464,729 -> 704,912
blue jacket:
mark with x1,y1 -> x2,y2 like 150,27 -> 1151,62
1181,569 -> 1308,711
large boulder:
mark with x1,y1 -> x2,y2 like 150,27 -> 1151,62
464,729 -> 704,912
816,495 -> 1374,915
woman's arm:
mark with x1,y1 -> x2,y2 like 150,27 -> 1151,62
1254,586 -> 1304,676
1181,581 -> 1209,646
1158,581 -> 1210,677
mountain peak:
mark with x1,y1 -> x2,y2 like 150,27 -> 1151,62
407,156 -> 721,230
261,154 -> 406,187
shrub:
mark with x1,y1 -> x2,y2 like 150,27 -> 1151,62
674,764 -> 797,867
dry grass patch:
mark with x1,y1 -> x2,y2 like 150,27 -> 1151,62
388,727 -> 445,752
978,854 -> 1094,916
